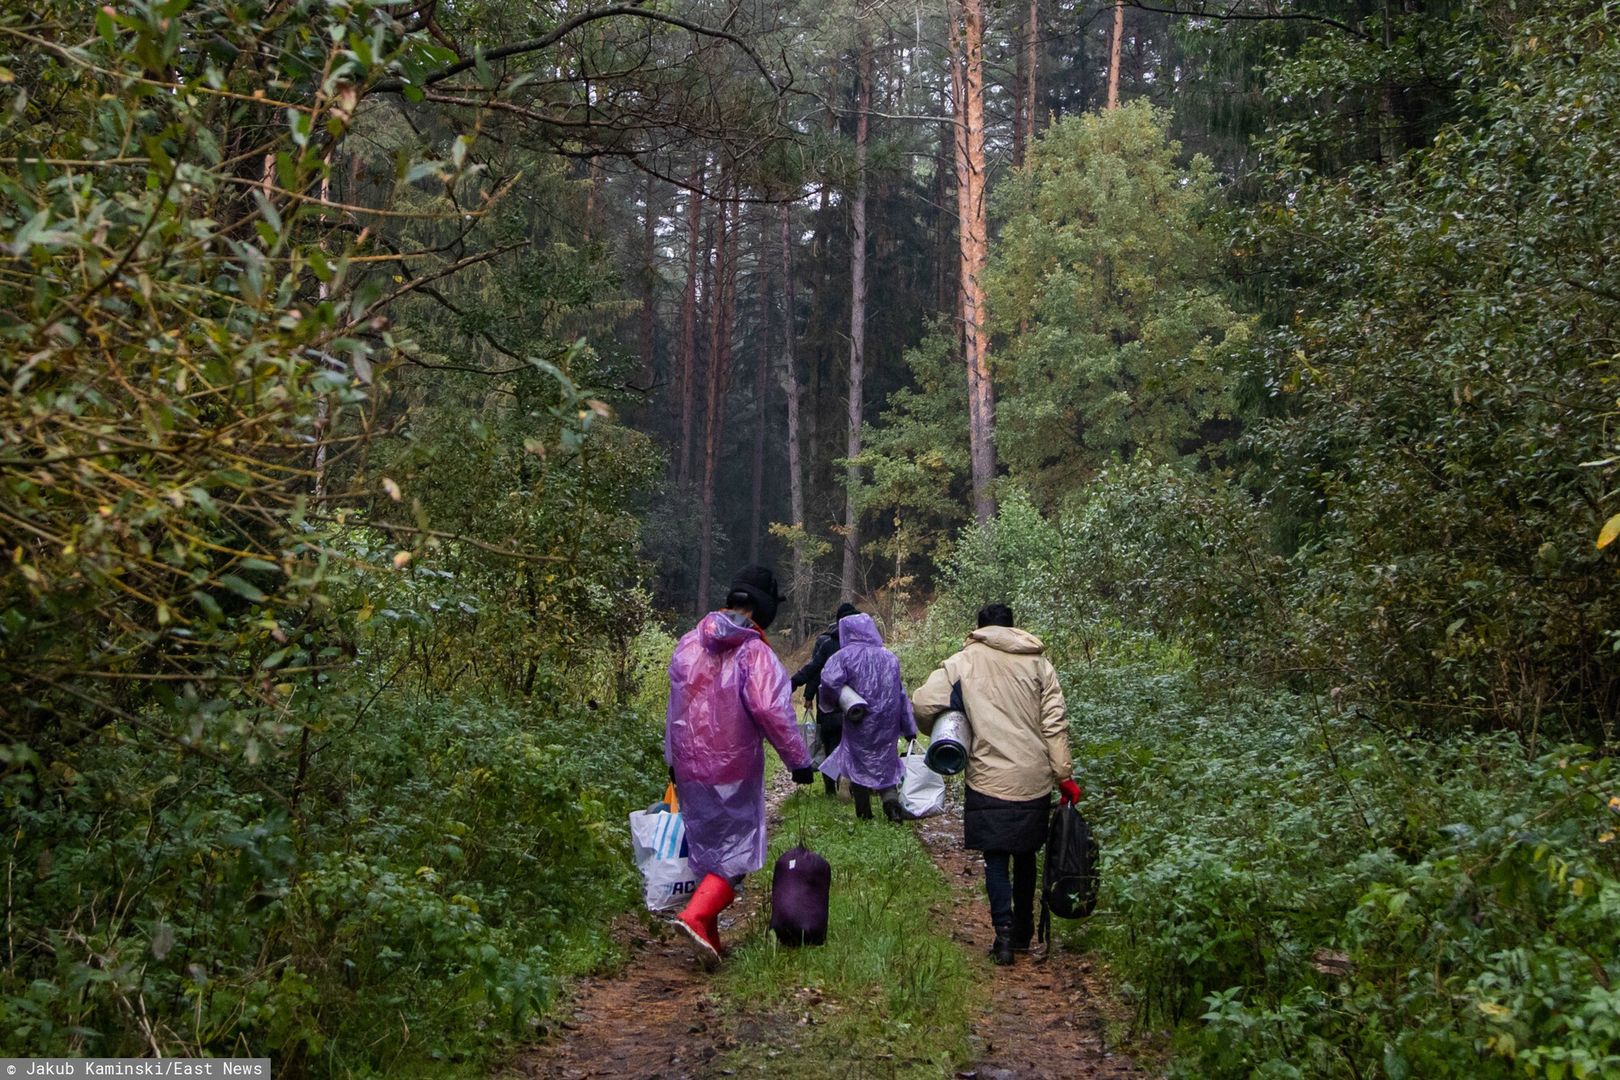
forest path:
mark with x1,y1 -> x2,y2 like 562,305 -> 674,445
506,769 -> 799,1079
913,788 -> 1140,1080
508,773 -> 1145,1079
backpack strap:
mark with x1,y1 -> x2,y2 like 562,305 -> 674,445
1038,805 -> 1055,945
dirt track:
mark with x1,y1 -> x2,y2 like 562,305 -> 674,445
507,773 -> 795,1080
510,776 -> 1143,1079
912,787 -> 1139,1080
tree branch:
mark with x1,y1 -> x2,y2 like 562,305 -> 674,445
1123,0 -> 1370,41
369,5 -> 785,96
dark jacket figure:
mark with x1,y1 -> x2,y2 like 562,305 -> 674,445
790,602 -> 859,794
911,604 -> 1082,965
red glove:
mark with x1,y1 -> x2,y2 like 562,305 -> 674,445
1059,779 -> 1083,806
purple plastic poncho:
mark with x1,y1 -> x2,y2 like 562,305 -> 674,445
666,611 -> 812,880
816,614 -> 915,791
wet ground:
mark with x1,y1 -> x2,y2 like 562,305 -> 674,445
510,777 -> 1143,1079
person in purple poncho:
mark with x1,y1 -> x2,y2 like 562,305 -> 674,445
816,613 -> 917,823
666,565 -> 816,967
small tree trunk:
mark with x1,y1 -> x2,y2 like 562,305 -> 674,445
1107,0 -> 1124,109
1026,0 -> 1040,142
779,202 -> 808,638
583,155 -> 603,243
676,160 -> 705,489
1013,23 -> 1028,167
639,172 -> 659,390
697,176 -> 738,615
1378,0 -> 1400,163
312,155 -> 333,503
803,160 -> 833,507
842,36 -> 872,601
749,213 -> 769,564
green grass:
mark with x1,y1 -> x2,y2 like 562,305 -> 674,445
712,790 -> 975,1078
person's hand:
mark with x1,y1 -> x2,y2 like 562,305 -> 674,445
791,766 -> 816,785
1059,778 -> 1083,806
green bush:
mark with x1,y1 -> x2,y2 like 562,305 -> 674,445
1067,652 -> 1620,1078
1,690 -> 667,1074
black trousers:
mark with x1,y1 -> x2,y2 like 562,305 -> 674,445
852,784 -> 900,819
984,850 -> 1038,945
817,714 -> 843,794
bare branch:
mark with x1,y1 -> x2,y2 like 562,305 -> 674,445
1123,0 -> 1370,40
368,5 -> 787,96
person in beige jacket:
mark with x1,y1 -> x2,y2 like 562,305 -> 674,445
911,603 -> 1082,964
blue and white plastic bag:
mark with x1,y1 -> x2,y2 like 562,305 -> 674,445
629,806 -> 699,911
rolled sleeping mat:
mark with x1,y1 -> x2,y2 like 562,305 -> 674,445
925,710 -> 971,775
838,685 -> 871,724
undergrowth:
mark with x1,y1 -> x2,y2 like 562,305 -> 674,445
2,689 -> 668,1077
713,790 -> 974,1078
1060,644 -> 1620,1078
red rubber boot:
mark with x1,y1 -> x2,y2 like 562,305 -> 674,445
673,873 -> 736,969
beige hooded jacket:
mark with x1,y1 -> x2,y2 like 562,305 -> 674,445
910,626 -> 1073,801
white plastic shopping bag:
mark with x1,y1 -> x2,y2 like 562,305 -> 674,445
899,739 -> 946,819
629,807 -> 699,912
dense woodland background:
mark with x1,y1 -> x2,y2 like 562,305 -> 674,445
3,0 -> 1619,1076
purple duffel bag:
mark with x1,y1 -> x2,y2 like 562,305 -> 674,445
769,845 -> 830,947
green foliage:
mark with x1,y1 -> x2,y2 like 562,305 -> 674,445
0,2 -> 672,1070
988,104 -> 1248,503
1,690 -> 667,1071
1065,648 -> 1620,1080
715,789 -> 974,1077
0,0 -> 440,750
1237,2 -> 1620,738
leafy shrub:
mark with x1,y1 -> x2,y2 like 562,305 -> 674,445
1238,2 -> 1620,739
1067,651 -> 1620,1078
1,688 -> 667,1074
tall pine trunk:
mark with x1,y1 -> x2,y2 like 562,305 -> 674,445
1107,0 -> 1124,109
676,160 -> 705,490
1026,0 -> 1040,144
697,176 -> 737,615
841,38 -> 871,600
1013,22 -> 1028,167
954,0 -> 996,525
779,202 -> 808,638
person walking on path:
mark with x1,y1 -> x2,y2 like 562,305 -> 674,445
791,602 -> 860,796
815,613 -> 917,823
910,603 -> 1082,965
666,565 -> 816,967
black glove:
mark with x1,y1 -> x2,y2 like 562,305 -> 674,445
791,766 -> 815,785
